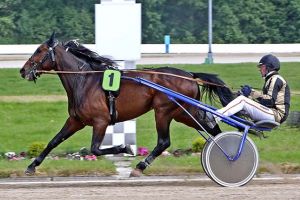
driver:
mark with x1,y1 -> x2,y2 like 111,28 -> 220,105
215,54 -> 290,124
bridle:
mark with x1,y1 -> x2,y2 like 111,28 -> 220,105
28,41 -> 58,82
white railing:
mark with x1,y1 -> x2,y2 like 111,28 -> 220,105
1,44 -> 300,68
141,44 -> 300,54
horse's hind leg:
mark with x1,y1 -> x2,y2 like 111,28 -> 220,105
174,107 -> 222,136
25,117 -> 85,175
131,110 -> 172,177
90,120 -> 134,156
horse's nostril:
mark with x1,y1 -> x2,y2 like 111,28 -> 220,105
20,68 -> 25,78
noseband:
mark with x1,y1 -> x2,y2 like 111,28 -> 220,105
28,42 -> 58,82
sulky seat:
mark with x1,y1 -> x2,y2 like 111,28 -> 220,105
254,120 -> 280,129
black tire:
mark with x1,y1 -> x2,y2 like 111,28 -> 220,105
201,140 -> 210,178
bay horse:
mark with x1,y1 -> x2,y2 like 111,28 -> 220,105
20,33 -> 234,176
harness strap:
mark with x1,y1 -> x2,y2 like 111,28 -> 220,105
108,91 -> 117,125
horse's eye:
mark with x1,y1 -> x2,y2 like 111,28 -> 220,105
33,48 -> 41,55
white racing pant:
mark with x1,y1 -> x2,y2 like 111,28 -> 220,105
216,95 -> 275,122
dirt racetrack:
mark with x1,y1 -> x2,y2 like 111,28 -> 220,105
1,183 -> 300,200
1,179 -> 299,200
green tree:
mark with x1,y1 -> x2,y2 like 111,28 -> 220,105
0,17 -> 15,43
58,7 -> 94,43
213,2 -> 247,43
1,0 -> 300,44
279,0 -> 300,43
12,0 -> 96,44
0,0 -> 21,43
162,0 -> 206,44
138,0 -> 166,43
229,0 -> 282,43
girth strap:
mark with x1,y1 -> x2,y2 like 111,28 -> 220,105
108,91 -> 118,125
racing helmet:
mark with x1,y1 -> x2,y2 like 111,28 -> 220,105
258,54 -> 280,71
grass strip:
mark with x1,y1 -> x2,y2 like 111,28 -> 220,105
0,158 -> 116,178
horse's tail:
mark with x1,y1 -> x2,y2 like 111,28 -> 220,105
191,72 -> 234,106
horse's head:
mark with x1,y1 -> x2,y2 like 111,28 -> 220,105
20,32 -> 58,82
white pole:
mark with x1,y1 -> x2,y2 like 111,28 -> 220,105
206,0 -> 213,64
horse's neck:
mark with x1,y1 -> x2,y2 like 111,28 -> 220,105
55,47 -> 91,98
56,47 -> 88,72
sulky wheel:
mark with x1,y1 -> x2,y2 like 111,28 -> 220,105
204,131 -> 259,187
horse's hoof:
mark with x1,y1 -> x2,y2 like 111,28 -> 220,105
125,144 -> 134,155
129,168 -> 143,177
25,167 -> 35,176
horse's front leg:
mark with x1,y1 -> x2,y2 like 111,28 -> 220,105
131,111 -> 172,177
90,120 -> 134,156
25,117 -> 84,175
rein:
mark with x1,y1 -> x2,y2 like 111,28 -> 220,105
35,69 -> 228,88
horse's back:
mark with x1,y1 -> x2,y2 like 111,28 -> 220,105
151,67 -> 199,98
115,67 -> 200,122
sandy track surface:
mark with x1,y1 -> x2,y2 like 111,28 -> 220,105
0,174 -> 300,200
0,182 -> 299,200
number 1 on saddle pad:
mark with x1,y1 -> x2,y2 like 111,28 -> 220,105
102,70 -> 121,92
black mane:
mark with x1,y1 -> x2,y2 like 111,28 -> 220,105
63,40 -> 116,70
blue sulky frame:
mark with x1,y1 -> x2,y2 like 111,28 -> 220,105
122,76 -> 275,162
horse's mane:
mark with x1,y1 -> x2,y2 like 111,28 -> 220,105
63,40 -> 116,70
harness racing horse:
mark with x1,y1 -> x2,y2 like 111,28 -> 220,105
20,33 -> 234,176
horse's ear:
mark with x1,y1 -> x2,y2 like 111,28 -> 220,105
47,31 -> 56,47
